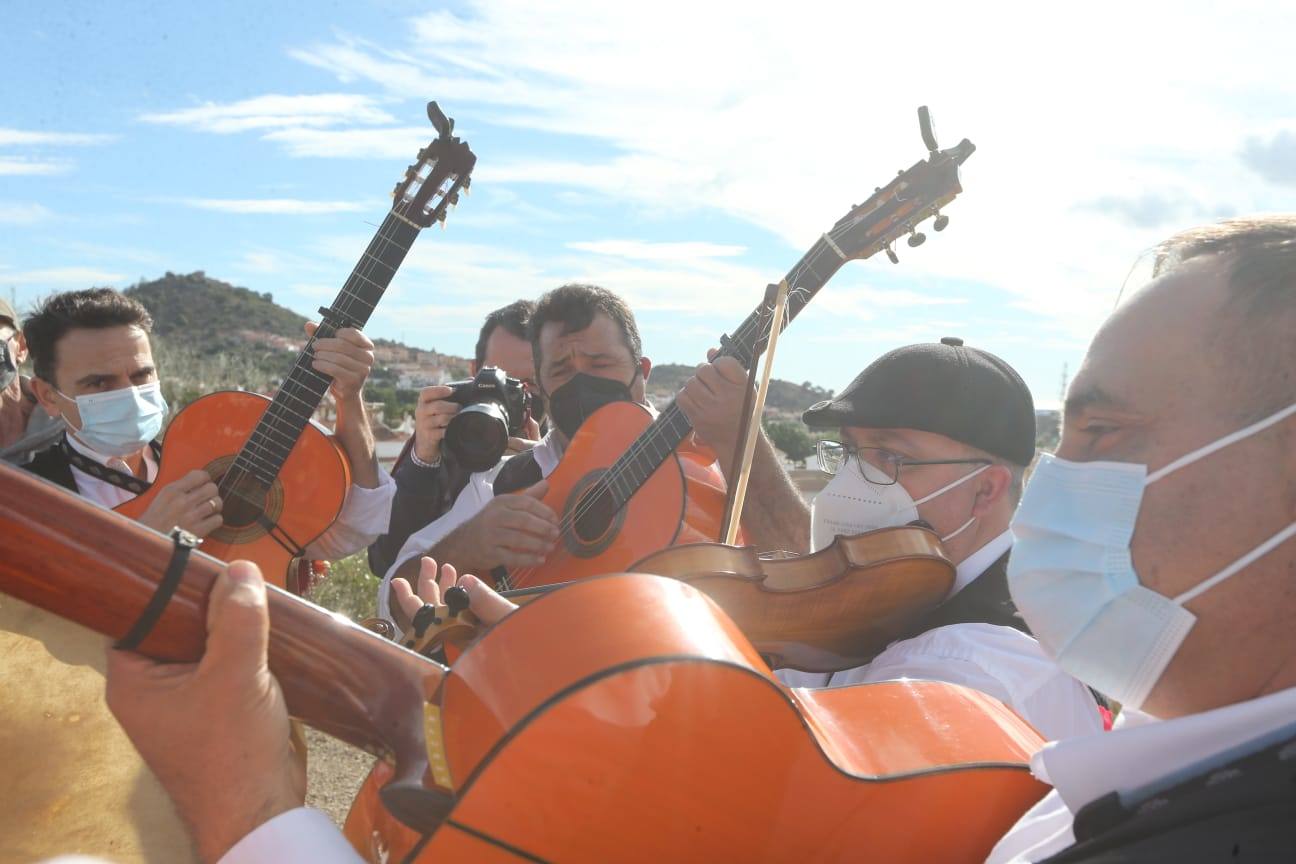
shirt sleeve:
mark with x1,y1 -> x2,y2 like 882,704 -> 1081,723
367,446 -> 470,576
376,469 -> 497,633
825,623 -> 1105,742
218,807 -> 364,864
302,469 -> 396,562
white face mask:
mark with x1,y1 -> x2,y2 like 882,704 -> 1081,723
58,382 -> 169,458
1008,401 -> 1296,710
810,460 -> 989,552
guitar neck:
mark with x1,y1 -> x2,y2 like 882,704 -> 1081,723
229,211 -> 421,488
606,236 -> 849,508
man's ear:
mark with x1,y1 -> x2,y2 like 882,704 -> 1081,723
14,330 -> 28,365
470,361 -> 479,376
970,464 -> 1013,518
638,356 -> 652,384
30,375 -> 64,418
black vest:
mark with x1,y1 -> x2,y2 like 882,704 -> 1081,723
893,549 -> 1027,643
1041,725 -> 1296,862
22,438 -> 78,492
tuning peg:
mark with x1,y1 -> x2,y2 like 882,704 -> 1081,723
907,230 -> 927,248
933,213 -> 950,231
462,177 -> 471,195
447,192 -> 459,208
885,244 -> 899,264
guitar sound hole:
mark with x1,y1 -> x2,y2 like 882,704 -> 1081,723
221,472 -> 271,528
201,455 -> 286,544
564,470 -> 627,559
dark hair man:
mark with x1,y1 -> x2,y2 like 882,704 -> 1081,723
366,299 -> 540,577
88,216 -> 1296,861
0,297 -> 62,463
675,338 -> 1102,741
21,287 -> 394,558
376,283 -> 650,632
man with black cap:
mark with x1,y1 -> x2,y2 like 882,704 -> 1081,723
676,338 -> 1103,741
0,297 -> 61,464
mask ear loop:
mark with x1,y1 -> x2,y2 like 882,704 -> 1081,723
912,463 -> 991,506
1148,402 -> 1296,484
1175,521 -> 1296,606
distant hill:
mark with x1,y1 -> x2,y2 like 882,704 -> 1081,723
646,363 -> 833,418
127,271 -> 309,352
124,272 -> 832,423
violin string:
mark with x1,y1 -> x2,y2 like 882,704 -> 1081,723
509,216 -> 860,589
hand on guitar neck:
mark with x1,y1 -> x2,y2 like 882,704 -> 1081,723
304,322 -> 381,489
105,560 -> 305,864
676,350 -> 810,554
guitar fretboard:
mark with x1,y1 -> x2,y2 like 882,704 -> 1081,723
224,212 -> 421,489
602,235 -> 849,509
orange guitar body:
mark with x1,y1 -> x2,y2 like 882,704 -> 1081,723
114,391 -> 349,589
344,573 -> 1046,863
506,401 -> 738,589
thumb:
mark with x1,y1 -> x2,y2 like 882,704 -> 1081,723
459,574 -> 518,626
521,478 -> 549,500
200,560 -> 270,680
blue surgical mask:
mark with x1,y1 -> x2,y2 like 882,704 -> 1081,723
1008,401 -> 1296,710
58,382 -> 169,458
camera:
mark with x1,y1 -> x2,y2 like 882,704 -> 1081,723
443,366 -> 532,471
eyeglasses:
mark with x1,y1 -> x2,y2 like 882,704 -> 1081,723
815,440 -> 991,485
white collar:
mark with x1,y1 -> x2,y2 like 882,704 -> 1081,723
1033,686 -> 1296,813
949,528 -> 1013,599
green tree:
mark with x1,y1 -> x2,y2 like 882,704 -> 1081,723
764,419 -> 816,464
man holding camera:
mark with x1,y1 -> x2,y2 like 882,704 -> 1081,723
366,300 -> 541,577
378,283 -> 652,632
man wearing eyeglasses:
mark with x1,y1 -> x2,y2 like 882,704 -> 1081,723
677,337 -> 1103,741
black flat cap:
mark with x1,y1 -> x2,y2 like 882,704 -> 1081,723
803,336 -> 1036,465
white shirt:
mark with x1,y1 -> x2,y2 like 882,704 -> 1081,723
778,531 -> 1103,743
988,685 -> 1296,863
64,433 -> 395,561
377,431 -> 565,628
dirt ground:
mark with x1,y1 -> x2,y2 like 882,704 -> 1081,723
304,728 -> 376,826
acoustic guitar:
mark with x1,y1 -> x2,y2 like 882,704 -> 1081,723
504,108 -> 976,591
2,463 -> 1047,863
116,102 -> 476,590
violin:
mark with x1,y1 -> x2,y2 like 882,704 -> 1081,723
2,462 -> 1045,863
629,525 -> 955,672
503,110 -> 975,592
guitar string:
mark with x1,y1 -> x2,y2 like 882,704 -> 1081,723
214,173 -> 461,514
506,215 -> 862,589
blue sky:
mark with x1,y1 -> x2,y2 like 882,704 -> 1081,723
3,1 -> 1294,407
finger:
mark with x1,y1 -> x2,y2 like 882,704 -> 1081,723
458,574 -> 518,626
177,469 -> 216,492
497,548 -> 548,569
505,497 -> 559,526
505,436 -> 537,454
304,322 -> 318,337
184,481 -> 220,505
706,347 -> 719,362
188,513 -> 225,539
437,561 -> 458,598
713,355 -> 748,384
419,385 -> 455,403
520,478 -> 549,500
418,402 -> 460,420
332,327 -> 374,350
694,363 -> 722,392
311,358 -> 364,385
391,578 -> 425,622
416,557 -> 443,606
313,340 -> 375,369
523,416 -> 541,440
312,349 -> 369,375
199,561 -> 269,682
495,528 -> 557,554
499,510 -> 561,540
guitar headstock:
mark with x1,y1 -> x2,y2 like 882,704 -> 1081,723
825,105 -> 975,265
392,101 -> 478,229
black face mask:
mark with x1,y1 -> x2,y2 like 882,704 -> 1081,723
0,340 -> 16,391
546,371 -> 635,439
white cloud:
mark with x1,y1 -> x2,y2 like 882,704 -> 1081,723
289,0 -> 1296,351
0,129 -> 116,146
0,202 -> 53,224
261,125 -> 433,158
568,240 -> 746,262
139,93 -> 394,133
0,157 -> 69,176
180,197 -> 370,215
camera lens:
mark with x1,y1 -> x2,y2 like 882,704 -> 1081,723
445,403 -> 509,472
